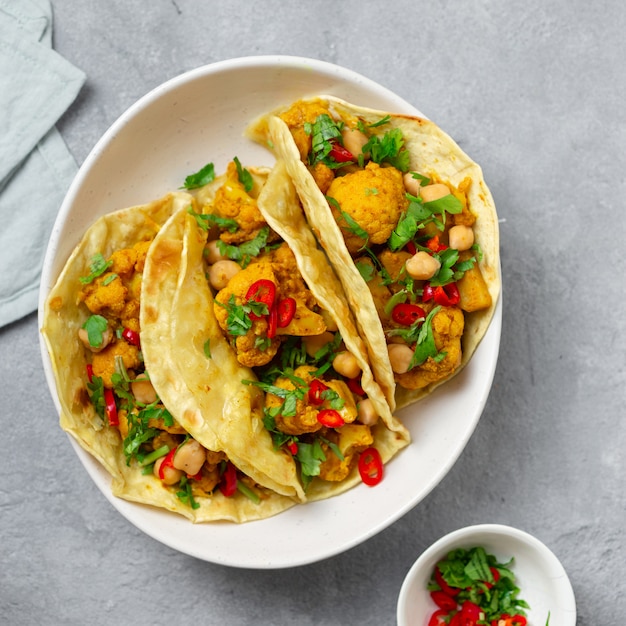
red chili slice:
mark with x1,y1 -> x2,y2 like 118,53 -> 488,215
434,566 -> 460,597
308,379 -> 329,405
460,601 -> 481,625
484,566 -> 501,589
86,364 -> 94,383
286,441 -> 298,456
245,279 -> 276,320
426,235 -> 447,252
392,302 -> 426,326
448,614 -> 462,626
276,297 -> 296,328
405,241 -> 417,255
423,282 -> 460,307
158,447 -> 177,480
266,304 -> 278,339
358,446 -> 384,486
219,461 -> 238,497
431,590 -> 457,611
346,377 -> 365,396
329,142 -> 354,163
121,327 -> 141,347
104,388 -> 119,426
317,408 -> 345,428
428,609 -> 448,626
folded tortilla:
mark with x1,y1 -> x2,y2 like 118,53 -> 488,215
42,192 -> 297,522
188,161 -> 409,501
247,96 -> 500,410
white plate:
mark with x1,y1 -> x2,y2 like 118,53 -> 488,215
38,56 -> 502,568
397,524 -> 576,626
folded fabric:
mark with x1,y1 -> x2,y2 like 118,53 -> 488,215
0,0 -> 85,327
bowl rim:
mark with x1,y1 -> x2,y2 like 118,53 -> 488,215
37,55 -> 502,568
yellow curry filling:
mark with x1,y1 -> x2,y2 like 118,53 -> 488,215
193,159 -> 379,487
278,100 -> 493,391
77,236 -> 264,508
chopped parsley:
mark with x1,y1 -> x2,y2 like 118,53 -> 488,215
216,225 -> 271,268
181,162 -> 215,190
305,113 -> 344,168
361,127 -> 410,171
188,207 -> 238,233
82,314 -> 108,348
388,193 -> 463,252
233,156 -> 254,192
79,253 -> 112,284
428,546 -> 531,622
386,306 -> 445,368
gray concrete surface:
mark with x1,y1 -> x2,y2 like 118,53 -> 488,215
1,1 -> 625,624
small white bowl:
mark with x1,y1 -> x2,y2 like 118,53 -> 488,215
397,524 -> 576,626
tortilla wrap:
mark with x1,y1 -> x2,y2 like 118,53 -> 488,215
247,97 -> 500,410
42,192 -> 297,522
189,161 -> 409,500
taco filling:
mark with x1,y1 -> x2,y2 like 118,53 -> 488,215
42,193 -> 298,522
247,97 -> 500,409
78,239 -> 267,508
188,159 -> 409,495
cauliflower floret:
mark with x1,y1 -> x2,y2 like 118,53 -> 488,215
278,99 -> 333,162
318,424 -> 374,482
213,260 -> 280,367
91,339 -> 141,388
267,366 -> 358,436
109,248 -> 137,277
326,162 -> 409,255
379,249 -> 413,284
80,273 -> 128,317
310,162 -> 335,194
268,366 -> 323,436
211,161 -> 267,244
395,306 -> 465,390
133,240 -> 152,273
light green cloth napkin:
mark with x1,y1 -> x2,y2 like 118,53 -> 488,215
0,0 -> 85,327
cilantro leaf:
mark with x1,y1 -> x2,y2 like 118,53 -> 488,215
361,128 -> 410,171
410,306 -> 444,367
216,225 -> 270,267
306,114 -> 344,168
424,193 -> 463,216
215,295 -> 253,337
82,314 -> 108,348
296,440 -> 326,485
79,253 -> 112,284
188,207 -> 238,233
181,162 -> 215,190
233,156 -> 254,192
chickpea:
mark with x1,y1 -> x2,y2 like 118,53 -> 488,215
303,331 -> 336,358
332,351 -> 361,379
405,251 -> 441,280
173,439 -> 206,476
205,240 -> 229,265
78,326 -> 113,353
357,398 -> 379,426
208,259 -> 240,291
388,343 -> 415,374
448,224 -> 475,251
154,456 -> 183,485
403,172 -> 422,197
131,375 -> 157,405
341,127 -> 369,158
420,183 -> 451,203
